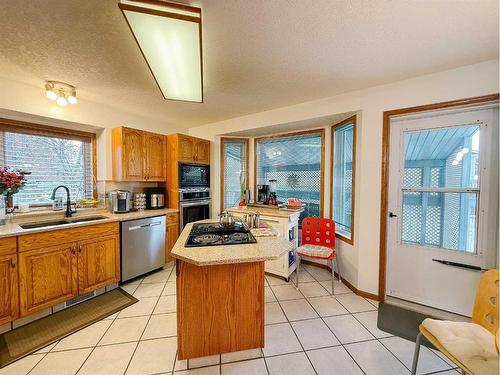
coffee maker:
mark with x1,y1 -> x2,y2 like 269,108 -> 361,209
257,184 -> 269,204
268,179 -> 278,206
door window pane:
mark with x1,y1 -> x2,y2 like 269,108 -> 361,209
402,192 -> 477,252
332,122 -> 355,239
403,125 -> 480,188
256,132 -> 323,223
221,138 -> 248,209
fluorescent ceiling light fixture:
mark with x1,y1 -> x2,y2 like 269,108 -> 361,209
119,0 -> 203,103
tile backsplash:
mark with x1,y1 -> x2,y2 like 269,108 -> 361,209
97,181 -> 159,207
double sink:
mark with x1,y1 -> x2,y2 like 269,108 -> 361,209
19,215 -> 109,229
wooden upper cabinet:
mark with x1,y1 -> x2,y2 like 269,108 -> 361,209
144,132 -> 166,181
194,139 -> 210,164
170,134 -> 210,164
78,234 -> 120,294
177,134 -> 195,162
0,237 -> 18,325
19,242 -> 78,316
112,126 -> 166,181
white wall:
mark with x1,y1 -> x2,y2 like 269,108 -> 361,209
189,59 -> 499,295
0,75 -> 184,181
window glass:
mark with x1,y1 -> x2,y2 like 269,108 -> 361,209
221,138 -> 248,209
1,131 -> 94,206
256,132 -> 323,223
332,122 -> 354,239
401,125 -> 480,252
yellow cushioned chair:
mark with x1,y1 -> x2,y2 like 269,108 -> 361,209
411,269 -> 499,375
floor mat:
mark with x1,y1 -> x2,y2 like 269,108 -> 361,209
0,288 -> 138,368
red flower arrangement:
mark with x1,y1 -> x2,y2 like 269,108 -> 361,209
0,168 -> 28,195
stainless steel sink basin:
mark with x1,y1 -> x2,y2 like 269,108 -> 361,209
20,215 -> 109,229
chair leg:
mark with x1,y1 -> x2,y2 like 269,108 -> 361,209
411,332 -> 423,375
335,254 -> 342,283
295,255 -> 300,290
330,259 -> 335,295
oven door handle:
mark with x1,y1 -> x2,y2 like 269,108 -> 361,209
180,200 -> 211,207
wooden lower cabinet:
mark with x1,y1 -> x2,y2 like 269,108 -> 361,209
18,222 -> 120,317
166,213 -> 179,263
0,253 -> 19,325
19,242 -> 78,317
78,235 -> 120,294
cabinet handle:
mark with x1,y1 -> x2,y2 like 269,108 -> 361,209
78,245 -> 82,253
10,259 -> 15,268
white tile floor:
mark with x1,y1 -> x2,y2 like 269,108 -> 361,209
0,263 -> 461,375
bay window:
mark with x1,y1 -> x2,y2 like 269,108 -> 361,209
255,130 -> 324,224
221,138 -> 249,210
332,116 -> 356,243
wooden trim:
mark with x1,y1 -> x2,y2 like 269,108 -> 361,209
0,118 -> 98,199
0,118 -> 96,142
125,0 -> 202,14
300,259 -> 381,301
118,3 -> 201,23
118,2 -> 204,103
253,128 -> 325,217
220,137 -> 249,213
330,115 -> 357,245
378,93 -> 499,301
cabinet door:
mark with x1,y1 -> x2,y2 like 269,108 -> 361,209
78,235 -> 120,295
122,128 -> 145,180
0,254 -> 19,325
178,134 -> 195,162
19,243 -> 78,316
145,133 -> 166,181
194,139 -> 210,164
166,214 -> 179,263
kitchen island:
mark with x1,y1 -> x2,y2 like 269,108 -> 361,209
170,220 -> 293,360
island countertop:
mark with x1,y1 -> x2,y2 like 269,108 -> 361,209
226,205 -> 303,219
170,220 -> 293,266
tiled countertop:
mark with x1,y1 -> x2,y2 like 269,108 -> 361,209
170,220 -> 293,266
0,208 -> 178,238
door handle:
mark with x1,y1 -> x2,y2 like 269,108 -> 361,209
388,212 -> 398,218
432,259 -> 488,271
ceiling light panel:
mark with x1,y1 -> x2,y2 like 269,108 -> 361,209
119,0 -> 203,103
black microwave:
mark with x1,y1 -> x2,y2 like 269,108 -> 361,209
179,163 -> 210,188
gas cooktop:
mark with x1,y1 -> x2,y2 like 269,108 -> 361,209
185,222 -> 257,247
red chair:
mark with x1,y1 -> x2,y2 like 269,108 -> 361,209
295,217 -> 341,294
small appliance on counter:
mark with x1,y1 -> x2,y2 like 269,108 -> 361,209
268,179 -> 278,206
109,190 -> 132,213
144,187 -> 166,209
257,184 -> 269,204
185,222 -> 257,247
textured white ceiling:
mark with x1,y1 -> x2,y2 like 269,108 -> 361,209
0,0 -> 498,131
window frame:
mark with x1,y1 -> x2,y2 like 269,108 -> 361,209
331,115 -> 357,245
0,117 -> 98,207
220,137 -> 249,212
253,128 -> 325,217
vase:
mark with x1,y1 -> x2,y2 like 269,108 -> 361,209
5,192 -> 13,214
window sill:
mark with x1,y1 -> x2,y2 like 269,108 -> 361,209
335,232 -> 353,245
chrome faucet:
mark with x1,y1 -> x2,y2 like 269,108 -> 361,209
51,185 -> 76,217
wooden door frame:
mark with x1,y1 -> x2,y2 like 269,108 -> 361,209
378,93 -> 499,300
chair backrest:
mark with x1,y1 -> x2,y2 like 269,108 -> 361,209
472,269 -> 499,335
301,217 -> 335,249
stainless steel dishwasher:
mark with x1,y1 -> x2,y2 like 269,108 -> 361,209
121,215 -> 166,282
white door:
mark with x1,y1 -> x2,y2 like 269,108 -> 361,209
386,105 -> 498,316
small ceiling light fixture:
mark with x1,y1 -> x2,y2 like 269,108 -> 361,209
45,81 -> 78,107
118,0 -> 203,103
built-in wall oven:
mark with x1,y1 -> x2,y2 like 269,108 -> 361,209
179,187 -> 211,229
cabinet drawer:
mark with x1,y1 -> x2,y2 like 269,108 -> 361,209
0,237 -> 16,255
19,222 -> 119,252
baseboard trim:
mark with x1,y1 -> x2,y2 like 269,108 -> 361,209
300,259 -> 381,301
